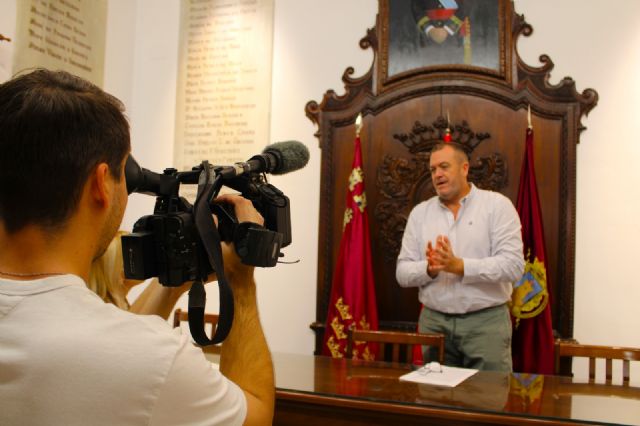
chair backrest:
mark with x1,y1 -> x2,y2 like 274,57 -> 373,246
555,340 -> 640,385
346,329 -> 444,364
172,308 -> 220,353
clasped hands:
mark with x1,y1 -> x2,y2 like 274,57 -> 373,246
426,235 -> 464,278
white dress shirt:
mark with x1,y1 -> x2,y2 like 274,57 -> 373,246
396,184 -> 525,314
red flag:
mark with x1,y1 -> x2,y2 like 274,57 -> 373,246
322,135 -> 379,360
511,127 -> 555,374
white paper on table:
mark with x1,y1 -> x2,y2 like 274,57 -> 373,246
399,365 -> 478,387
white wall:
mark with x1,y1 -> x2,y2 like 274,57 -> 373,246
117,0 -> 377,355
0,0 -> 16,82
1,0 -> 639,366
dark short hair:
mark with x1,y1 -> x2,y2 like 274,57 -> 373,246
430,142 -> 469,162
0,69 -> 130,233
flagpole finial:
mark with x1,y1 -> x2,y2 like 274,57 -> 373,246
527,104 -> 532,130
443,110 -> 452,142
355,113 -> 363,137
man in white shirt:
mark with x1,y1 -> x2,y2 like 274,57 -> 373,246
396,142 -> 524,371
0,69 -> 274,425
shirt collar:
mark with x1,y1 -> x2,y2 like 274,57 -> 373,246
461,183 -> 477,204
0,274 -> 86,296
437,182 -> 476,209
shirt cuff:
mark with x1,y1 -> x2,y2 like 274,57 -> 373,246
418,259 -> 429,277
460,257 -> 480,284
399,260 -> 430,287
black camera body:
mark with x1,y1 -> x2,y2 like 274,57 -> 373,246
122,157 -> 290,287
124,204 -> 212,287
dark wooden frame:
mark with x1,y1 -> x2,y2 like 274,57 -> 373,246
380,0 -> 509,85
306,0 -> 597,356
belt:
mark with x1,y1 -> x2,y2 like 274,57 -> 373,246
426,303 -> 506,318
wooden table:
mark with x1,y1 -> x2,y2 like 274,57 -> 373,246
206,352 -> 640,425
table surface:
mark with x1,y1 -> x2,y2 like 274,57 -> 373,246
206,352 -> 640,425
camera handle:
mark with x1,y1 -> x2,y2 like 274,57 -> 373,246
188,163 -> 234,345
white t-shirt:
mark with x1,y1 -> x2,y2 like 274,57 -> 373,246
0,275 -> 246,426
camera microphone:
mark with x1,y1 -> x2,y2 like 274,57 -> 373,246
261,140 -> 310,175
124,140 -> 309,196
219,140 -> 310,178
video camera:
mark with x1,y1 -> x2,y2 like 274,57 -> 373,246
120,141 -> 309,346
121,141 -> 309,287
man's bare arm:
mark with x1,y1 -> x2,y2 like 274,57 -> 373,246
216,194 -> 274,426
128,279 -> 188,319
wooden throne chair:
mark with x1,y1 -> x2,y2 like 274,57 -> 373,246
306,0 -> 598,366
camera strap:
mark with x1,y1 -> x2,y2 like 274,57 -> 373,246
188,164 -> 234,346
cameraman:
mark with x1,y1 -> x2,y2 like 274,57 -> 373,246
0,69 -> 274,426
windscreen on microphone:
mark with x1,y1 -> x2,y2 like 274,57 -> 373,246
262,141 -> 309,175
